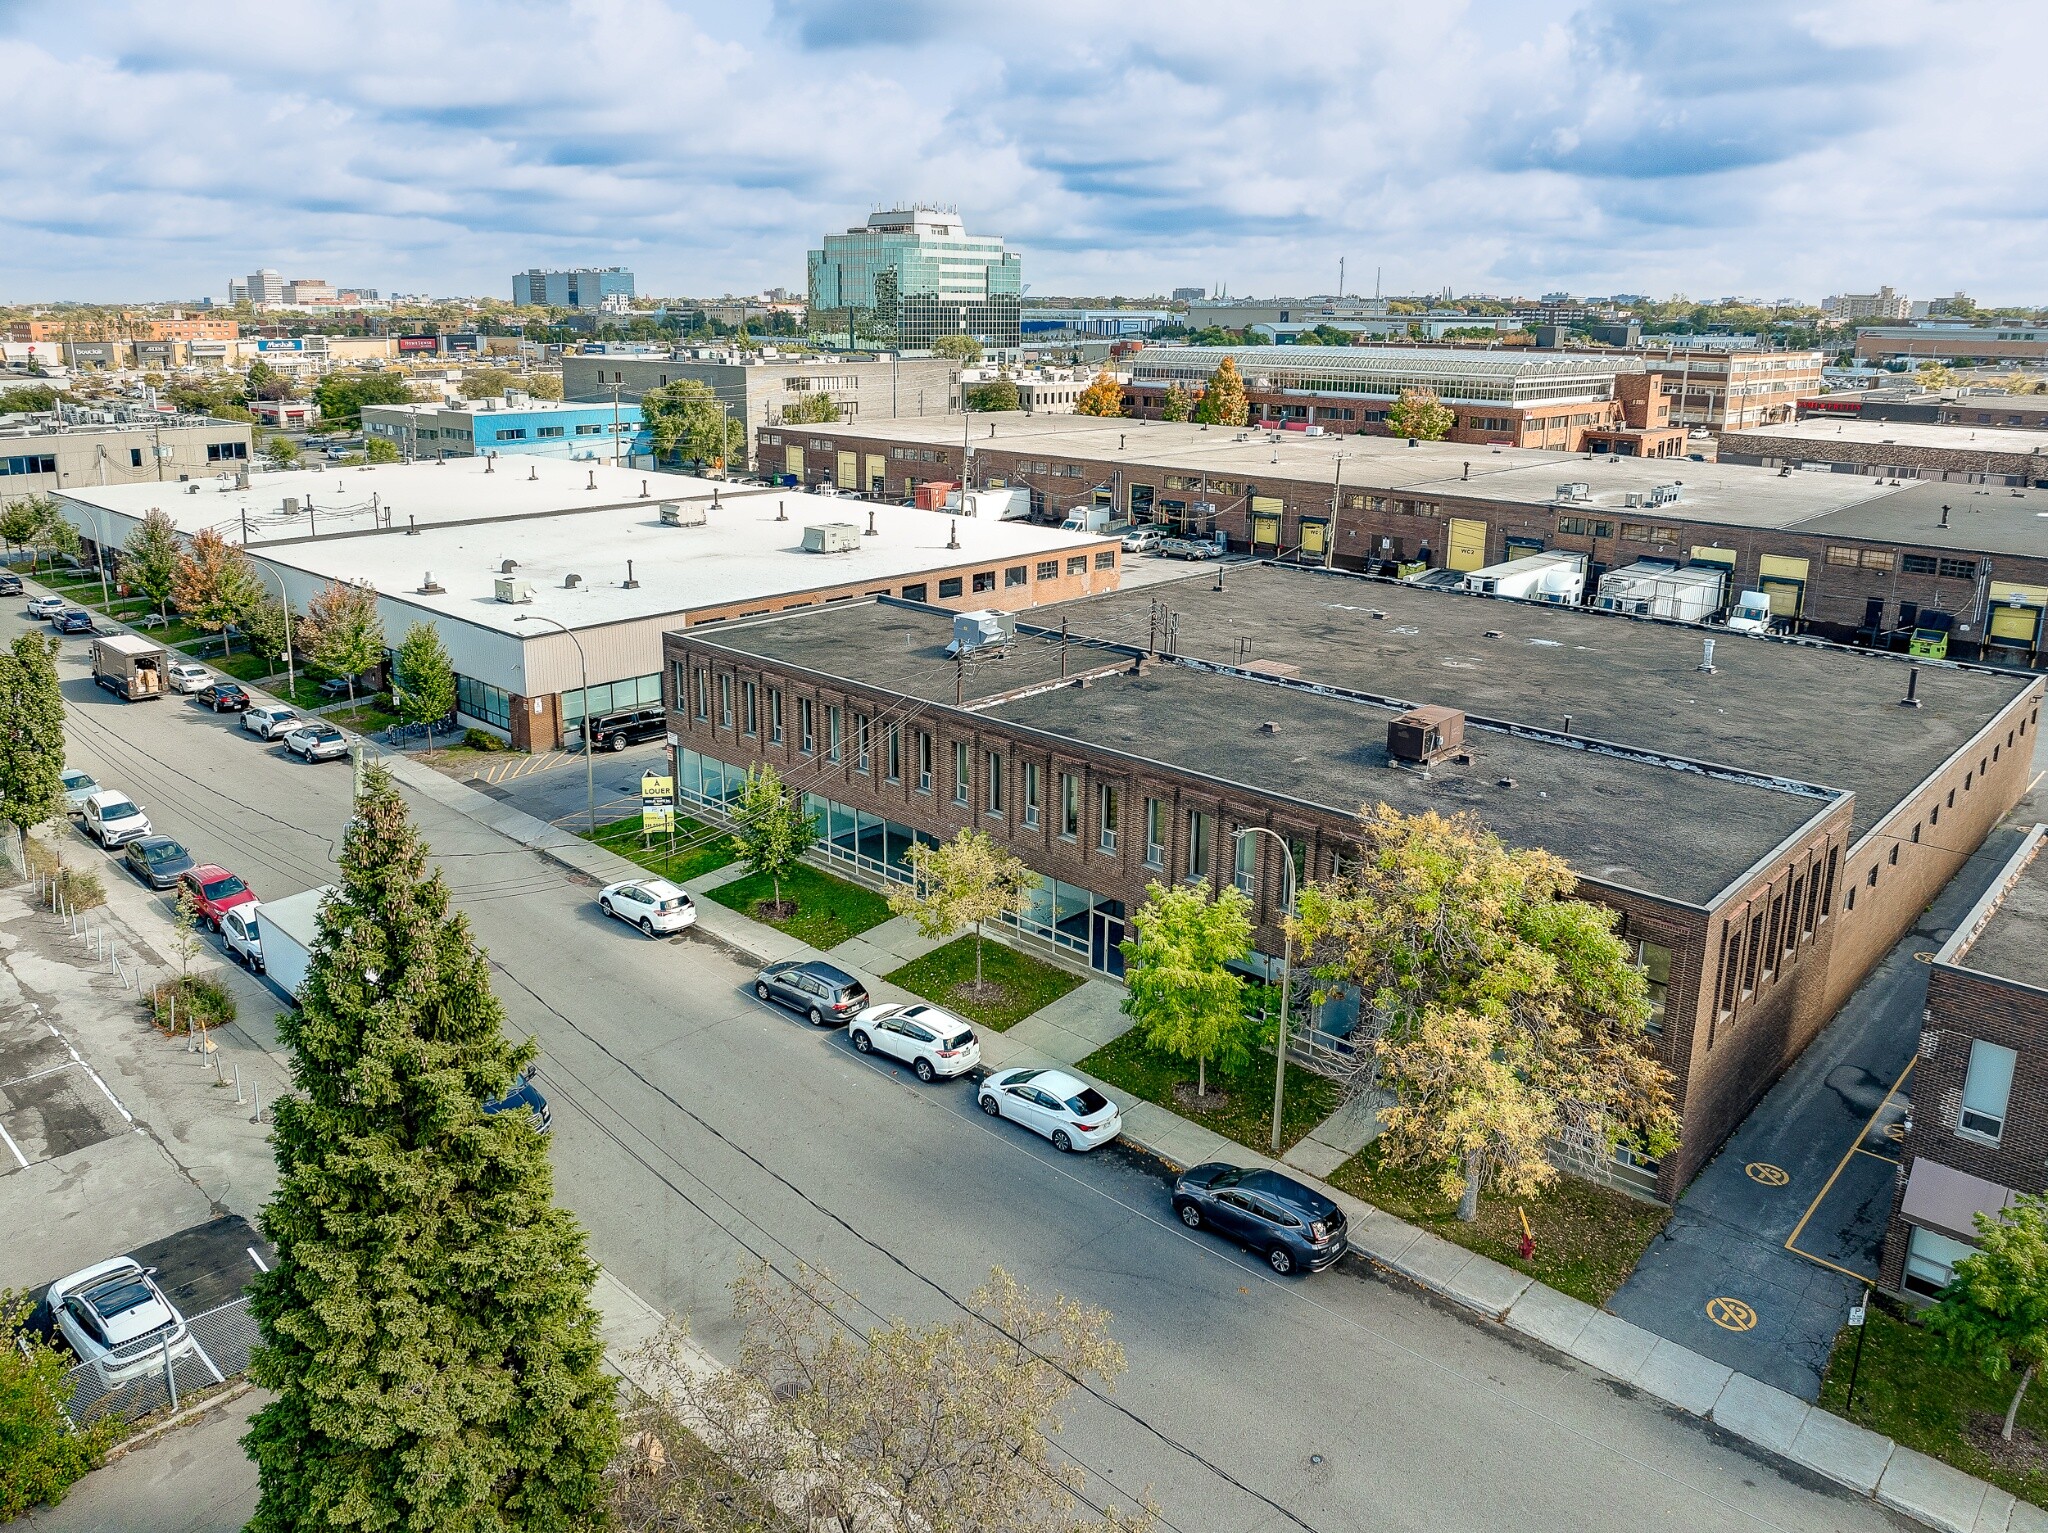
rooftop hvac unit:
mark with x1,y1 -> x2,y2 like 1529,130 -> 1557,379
493,576 -> 534,604
1555,482 -> 1589,502
1646,482 -> 1682,506
944,609 -> 1016,657
1387,705 -> 1466,765
1623,491 -> 1644,508
802,522 -> 861,554
659,500 -> 707,527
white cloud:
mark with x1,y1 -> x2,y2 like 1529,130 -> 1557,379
1,0 -> 2043,303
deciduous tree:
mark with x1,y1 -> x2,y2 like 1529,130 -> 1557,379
264,435 -> 301,468
311,370 -> 412,429
1385,387 -> 1456,440
782,390 -> 842,424
1075,369 -> 1126,417
240,596 -> 295,675
730,763 -> 816,918
931,333 -> 984,365
1121,879 -> 1255,1100
641,380 -> 745,469
246,765 -> 618,1531
393,620 -> 456,753
0,1288 -> 122,1521
525,373 -> 564,400
121,507 -> 183,620
362,436 -> 401,464
612,1262 -> 1150,1533
1160,382 -> 1194,423
890,828 -> 1034,992
1928,1194 -> 2048,1442
459,367 -> 521,399
0,634 -> 66,833
966,374 -> 1022,412
1192,357 -> 1249,426
300,580 -> 385,703
171,528 -> 263,656
1292,804 -> 1678,1220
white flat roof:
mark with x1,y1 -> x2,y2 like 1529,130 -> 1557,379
56,459 -> 1116,641
1735,417 -> 2048,456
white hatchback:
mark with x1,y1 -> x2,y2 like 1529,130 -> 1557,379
598,878 -> 696,937
978,1067 -> 1123,1152
242,704 -> 300,739
166,661 -> 213,693
221,903 -> 264,972
849,1002 -> 981,1082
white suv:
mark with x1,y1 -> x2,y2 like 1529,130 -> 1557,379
166,661 -> 213,693
243,704 -> 300,739
849,1003 -> 981,1082
47,1257 -> 201,1386
221,903 -> 264,972
82,790 -> 151,847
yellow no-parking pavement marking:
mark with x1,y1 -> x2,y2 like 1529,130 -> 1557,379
1706,1297 -> 1758,1332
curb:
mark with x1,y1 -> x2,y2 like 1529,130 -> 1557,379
101,1379 -> 257,1462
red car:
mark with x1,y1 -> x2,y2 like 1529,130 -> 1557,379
177,865 -> 257,930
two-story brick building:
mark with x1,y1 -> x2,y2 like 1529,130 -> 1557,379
1880,826 -> 2048,1298
662,563 -> 2041,1201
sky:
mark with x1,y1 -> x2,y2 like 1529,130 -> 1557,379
3,0 -> 2045,307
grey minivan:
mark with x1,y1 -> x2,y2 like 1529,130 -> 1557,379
753,959 -> 869,1027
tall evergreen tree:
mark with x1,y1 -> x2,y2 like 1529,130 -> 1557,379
0,634 -> 66,834
245,765 -> 618,1532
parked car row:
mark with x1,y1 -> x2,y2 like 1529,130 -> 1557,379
25,593 -> 96,633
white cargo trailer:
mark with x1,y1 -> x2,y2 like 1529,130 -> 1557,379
1460,550 -> 1586,604
1594,561 -> 1727,622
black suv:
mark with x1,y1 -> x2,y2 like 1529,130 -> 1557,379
753,959 -> 869,1026
586,707 -> 667,753
1172,1163 -> 1349,1275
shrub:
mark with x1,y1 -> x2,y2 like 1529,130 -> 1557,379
463,728 -> 507,752
149,974 -> 237,1034
0,1289 -> 123,1519
56,868 -> 104,911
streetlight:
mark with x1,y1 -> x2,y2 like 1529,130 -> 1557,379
242,551 -> 297,701
73,502 -> 112,611
1233,826 -> 1299,1154
514,613 -> 594,835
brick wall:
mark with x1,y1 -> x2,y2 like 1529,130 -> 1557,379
1878,965 -> 2048,1294
1719,430 -> 2048,485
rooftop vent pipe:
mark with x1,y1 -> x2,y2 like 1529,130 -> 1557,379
407,514 -> 418,536
417,572 -> 444,594
1698,638 -> 1716,674
500,558 -> 518,574
564,574 -> 581,588
947,518 -> 960,550
776,500 -> 787,522
623,560 -> 639,589
866,508 -> 878,536
529,464 -> 539,481
640,479 -> 650,498
1902,668 -> 1923,708
586,469 -> 597,489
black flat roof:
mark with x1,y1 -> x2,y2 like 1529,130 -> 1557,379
1954,840 -> 2048,994
1050,564 -> 2039,845
683,600 -> 1837,907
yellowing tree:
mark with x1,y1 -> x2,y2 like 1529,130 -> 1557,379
1292,804 -> 1677,1219
890,828 -> 1032,993
1160,383 -> 1195,423
1386,387 -> 1456,440
1192,357 -> 1249,426
172,527 -> 263,656
1075,369 -> 1126,417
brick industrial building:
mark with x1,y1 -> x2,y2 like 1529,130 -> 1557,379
1719,418 -> 2048,487
1880,826 -> 2048,1299
765,414 -> 2048,666
1121,346 -> 1689,457
662,562 -> 2041,1200
1855,324 -> 2048,365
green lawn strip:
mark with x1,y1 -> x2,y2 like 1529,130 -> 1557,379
881,934 -> 1083,1032
579,815 -> 738,886
324,698 -> 404,733
1327,1142 -> 1669,1305
1820,1304 -> 2048,1508
706,863 -> 892,950
1078,1026 -> 1342,1155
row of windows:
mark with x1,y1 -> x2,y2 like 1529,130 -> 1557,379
456,673 -> 510,731
1715,846 -> 1836,1025
0,454 -> 57,476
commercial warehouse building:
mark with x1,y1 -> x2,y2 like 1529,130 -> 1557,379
1856,325 -> 2048,365
662,563 -> 2041,1200
770,414 -> 2048,664
51,459 -> 1122,750
0,411 -> 254,494
1718,418 -> 2048,487
362,398 -> 647,462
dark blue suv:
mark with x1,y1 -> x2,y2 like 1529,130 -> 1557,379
1172,1163 -> 1349,1275
484,1071 -> 552,1133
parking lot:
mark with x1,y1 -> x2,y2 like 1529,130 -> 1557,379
0,1008 -> 133,1173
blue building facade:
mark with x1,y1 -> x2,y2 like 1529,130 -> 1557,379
362,400 -> 649,461
513,267 -> 636,310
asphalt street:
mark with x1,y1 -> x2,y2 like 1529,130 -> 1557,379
44,611 -> 1919,1533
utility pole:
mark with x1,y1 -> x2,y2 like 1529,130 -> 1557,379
611,380 -> 622,467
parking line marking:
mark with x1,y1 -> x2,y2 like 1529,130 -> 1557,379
1784,1055 -> 1914,1273
246,1247 -> 269,1273
0,1060 -> 77,1092
0,1116 -> 28,1169
1854,1146 -> 1900,1165
46,1023 -> 133,1124
192,1339 -> 226,1386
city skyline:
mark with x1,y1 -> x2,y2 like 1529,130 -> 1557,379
2,0 -> 2045,306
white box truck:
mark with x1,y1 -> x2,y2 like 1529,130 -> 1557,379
1461,551 -> 1586,604
944,488 -> 1032,520
1060,505 -> 1114,535
256,885 -> 334,1002
1726,590 -> 1776,635
1594,561 -> 1727,622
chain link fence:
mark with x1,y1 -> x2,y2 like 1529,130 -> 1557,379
60,1293 -> 260,1426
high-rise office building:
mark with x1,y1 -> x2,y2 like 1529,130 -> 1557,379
245,269 -> 284,304
807,207 -> 1021,350
513,267 -> 636,310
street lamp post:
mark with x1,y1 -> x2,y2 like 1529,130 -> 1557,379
1233,826 -> 1300,1154
242,552 -> 296,701
514,613 -> 594,835
75,503 -> 112,611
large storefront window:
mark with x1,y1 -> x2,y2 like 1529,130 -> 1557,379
561,671 -> 664,726
456,674 -> 511,731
